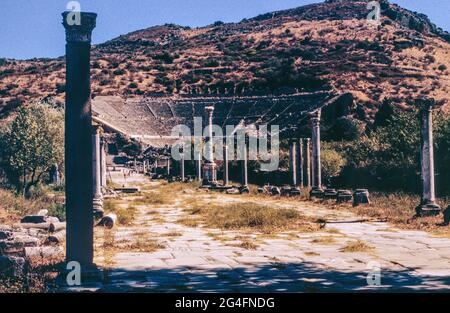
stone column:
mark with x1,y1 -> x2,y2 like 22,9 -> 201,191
203,106 -> 217,184
297,139 -> 304,188
100,139 -> 107,188
241,141 -> 248,187
52,163 -> 61,185
166,158 -> 171,177
304,138 -> 311,188
180,150 -> 185,182
196,151 -> 202,181
63,12 -> 97,267
92,126 -> 103,211
310,109 -> 324,197
417,101 -> 441,216
223,145 -> 229,186
290,141 -> 297,186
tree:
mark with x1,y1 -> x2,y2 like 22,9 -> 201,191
321,144 -> 347,182
0,101 -> 64,196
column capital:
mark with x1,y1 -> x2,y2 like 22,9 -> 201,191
205,106 -> 215,116
62,12 -> 97,43
92,124 -> 102,134
309,109 -> 321,127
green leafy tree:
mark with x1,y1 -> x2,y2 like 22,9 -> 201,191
0,102 -> 64,196
321,144 -> 347,182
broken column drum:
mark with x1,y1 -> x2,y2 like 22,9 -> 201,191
62,11 -> 97,267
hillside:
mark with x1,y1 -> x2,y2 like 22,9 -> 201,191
0,0 -> 449,122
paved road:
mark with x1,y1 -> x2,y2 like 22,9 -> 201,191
63,171 -> 450,292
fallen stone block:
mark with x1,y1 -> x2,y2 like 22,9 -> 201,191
226,188 -> 240,195
20,215 -> 60,224
0,256 -> 26,276
269,186 -> 281,196
0,235 -> 40,256
323,188 -> 338,200
45,230 -> 66,245
24,246 -> 64,260
0,229 -> 12,240
336,190 -> 353,203
353,189 -> 370,207
14,222 -> 52,232
444,206 -> 450,226
114,187 -> 140,194
239,186 -> 250,194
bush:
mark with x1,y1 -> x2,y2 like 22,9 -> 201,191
321,145 -> 347,183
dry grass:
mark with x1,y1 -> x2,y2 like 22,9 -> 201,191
104,200 -> 138,226
235,239 -> 259,250
340,240 -> 374,253
164,231 -> 183,237
137,192 -> 173,205
176,217 -> 201,228
181,202 -> 320,234
311,236 -> 337,245
333,192 -> 450,234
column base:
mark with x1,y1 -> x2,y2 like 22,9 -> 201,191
443,206 -> 450,226
415,201 -> 441,217
310,187 -> 324,199
93,196 -> 104,220
202,163 -> 217,186
239,185 -> 250,194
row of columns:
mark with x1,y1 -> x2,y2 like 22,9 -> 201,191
290,138 -> 312,188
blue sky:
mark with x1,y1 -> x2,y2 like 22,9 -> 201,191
0,0 -> 449,60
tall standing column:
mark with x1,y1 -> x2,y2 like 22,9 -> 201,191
304,138 -> 311,188
166,158 -> 171,177
92,126 -> 103,211
223,145 -> 229,186
196,151 -> 202,181
63,12 -> 97,267
203,106 -> 217,184
297,139 -> 304,188
241,141 -> 248,187
417,101 -> 441,216
180,149 -> 185,182
290,141 -> 297,186
310,109 -> 324,197
100,139 -> 107,188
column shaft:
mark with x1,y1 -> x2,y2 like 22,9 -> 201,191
297,139 -> 304,188
63,12 -> 97,267
290,142 -> 297,186
311,110 -> 322,190
304,138 -> 311,188
421,106 -> 436,203
241,142 -> 248,186
224,145 -> 229,186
